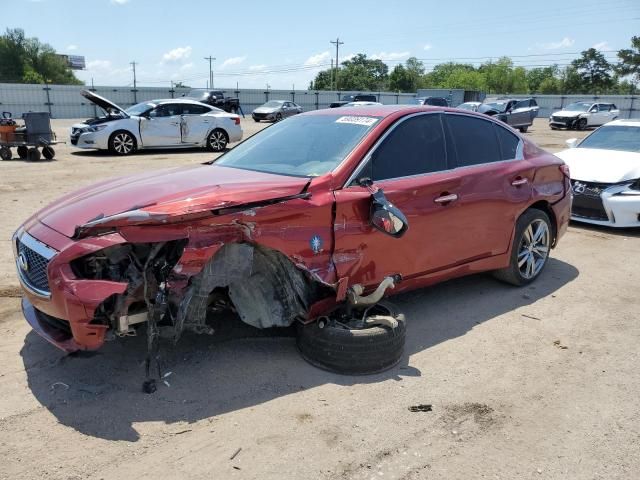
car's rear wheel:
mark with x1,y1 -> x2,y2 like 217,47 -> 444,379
109,131 -> 136,155
577,118 -> 588,130
207,129 -> 228,152
275,113 -> 282,122
297,301 -> 406,375
493,208 -> 552,286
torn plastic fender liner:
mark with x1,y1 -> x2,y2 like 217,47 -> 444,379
72,192 -> 311,240
175,242 -> 334,338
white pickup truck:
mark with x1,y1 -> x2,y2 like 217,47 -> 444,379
549,101 -> 619,130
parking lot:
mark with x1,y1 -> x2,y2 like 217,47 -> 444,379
1,118 -> 639,479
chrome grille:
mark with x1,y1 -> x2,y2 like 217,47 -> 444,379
14,232 -> 56,296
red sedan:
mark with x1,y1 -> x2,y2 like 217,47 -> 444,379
13,105 -> 571,388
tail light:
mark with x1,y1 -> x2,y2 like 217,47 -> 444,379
232,116 -> 240,125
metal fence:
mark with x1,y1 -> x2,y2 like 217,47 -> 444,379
0,83 -> 420,119
2,83 -> 638,119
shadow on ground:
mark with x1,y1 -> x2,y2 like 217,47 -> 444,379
70,147 -> 226,158
21,258 -> 578,441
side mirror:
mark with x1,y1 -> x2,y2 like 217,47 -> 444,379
566,138 -> 579,148
359,178 -> 409,237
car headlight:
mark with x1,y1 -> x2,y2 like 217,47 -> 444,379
88,124 -> 109,132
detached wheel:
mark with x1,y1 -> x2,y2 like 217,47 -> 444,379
577,118 -> 587,130
17,145 -> 28,159
26,147 -> 41,162
42,146 -> 55,159
493,208 -> 551,286
297,301 -> 406,375
0,146 -> 11,160
109,131 -> 136,155
207,129 -> 228,152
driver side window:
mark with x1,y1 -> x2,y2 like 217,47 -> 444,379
362,113 -> 449,182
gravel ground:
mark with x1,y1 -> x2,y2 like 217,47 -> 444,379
1,117 -> 639,480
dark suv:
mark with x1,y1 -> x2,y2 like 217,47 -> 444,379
329,94 -> 378,108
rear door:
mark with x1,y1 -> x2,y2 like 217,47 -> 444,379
140,103 -> 182,146
180,103 -> 214,144
509,100 -> 534,127
442,113 -> 533,258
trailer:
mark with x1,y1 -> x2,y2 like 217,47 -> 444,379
0,111 -> 60,161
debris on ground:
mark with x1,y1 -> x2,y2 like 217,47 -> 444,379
230,447 -> 242,460
553,340 -> 569,349
408,404 -> 432,412
522,314 -> 541,320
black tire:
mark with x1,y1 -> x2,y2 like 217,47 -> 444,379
108,130 -> 136,156
17,145 -> 28,159
26,147 -> 41,162
297,301 -> 406,375
207,129 -> 228,152
493,208 -> 552,286
577,118 -> 587,130
42,145 -> 55,159
0,146 -> 11,161
519,126 -> 528,133
253,117 -> 260,123
275,113 -> 282,122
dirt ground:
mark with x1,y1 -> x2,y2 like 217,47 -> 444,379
1,117 -> 639,479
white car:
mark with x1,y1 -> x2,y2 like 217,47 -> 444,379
555,119 -> 640,227
549,101 -> 619,130
344,101 -> 383,107
456,101 -> 481,112
71,90 -> 243,155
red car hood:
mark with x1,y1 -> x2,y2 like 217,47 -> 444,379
37,165 -> 310,238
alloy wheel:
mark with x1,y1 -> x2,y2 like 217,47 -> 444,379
113,133 -> 134,154
209,130 -> 227,150
517,219 -> 550,279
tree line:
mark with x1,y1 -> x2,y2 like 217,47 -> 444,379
311,37 -> 640,95
0,28 -> 82,85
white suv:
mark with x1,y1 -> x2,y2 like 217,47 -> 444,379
549,101 -> 619,130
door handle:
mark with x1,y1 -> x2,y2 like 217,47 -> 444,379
511,177 -> 528,186
434,193 -> 458,204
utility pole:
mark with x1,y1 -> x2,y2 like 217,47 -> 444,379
330,37 -> 344,91
204,55 -> 216,89
130,61 -> 138,102
330,59 -> 334,90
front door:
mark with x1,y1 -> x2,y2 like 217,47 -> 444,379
140,104 -> 182,146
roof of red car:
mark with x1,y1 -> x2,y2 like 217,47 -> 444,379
304,104 -> 450,118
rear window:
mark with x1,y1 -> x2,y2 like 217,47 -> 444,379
494,124 -> 520,160
445,114 -> 501,167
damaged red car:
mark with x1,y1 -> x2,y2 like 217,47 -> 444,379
13,105 -> 571,386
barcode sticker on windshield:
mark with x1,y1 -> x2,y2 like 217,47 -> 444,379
335,116 -> 378,127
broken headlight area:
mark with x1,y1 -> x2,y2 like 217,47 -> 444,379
70,241 -> 186,282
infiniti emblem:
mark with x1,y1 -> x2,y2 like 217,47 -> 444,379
17,252 -> 29,273
572,182 -> 586,194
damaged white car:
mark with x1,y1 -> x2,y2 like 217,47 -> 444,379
70,90 -> 242,155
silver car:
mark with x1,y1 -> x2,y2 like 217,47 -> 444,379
252,100 -> 302,122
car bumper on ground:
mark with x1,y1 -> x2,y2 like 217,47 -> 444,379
571,181 -> 640,227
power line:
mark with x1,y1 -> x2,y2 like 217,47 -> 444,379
204,55 -> 216,89
330,37 -> 344,90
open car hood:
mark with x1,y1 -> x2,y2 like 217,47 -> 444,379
36,165 -> 311,238
80,90 -> 129,117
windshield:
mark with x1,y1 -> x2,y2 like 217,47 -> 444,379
262,101 -> 284,108
125,102 -> 155,116
216,114 -> 379,177
564,102 -> 592,112
578,126 -> 640,152
480,102 -> 508,113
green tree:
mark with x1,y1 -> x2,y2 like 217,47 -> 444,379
571,48 -> 613,93
337,54 -> 389,91
526,66 -> 559,93
0,28 -> 82,84
310,69 -> 332,90
617,36 -> 640,90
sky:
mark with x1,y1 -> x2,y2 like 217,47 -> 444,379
2,0 -> 639,89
